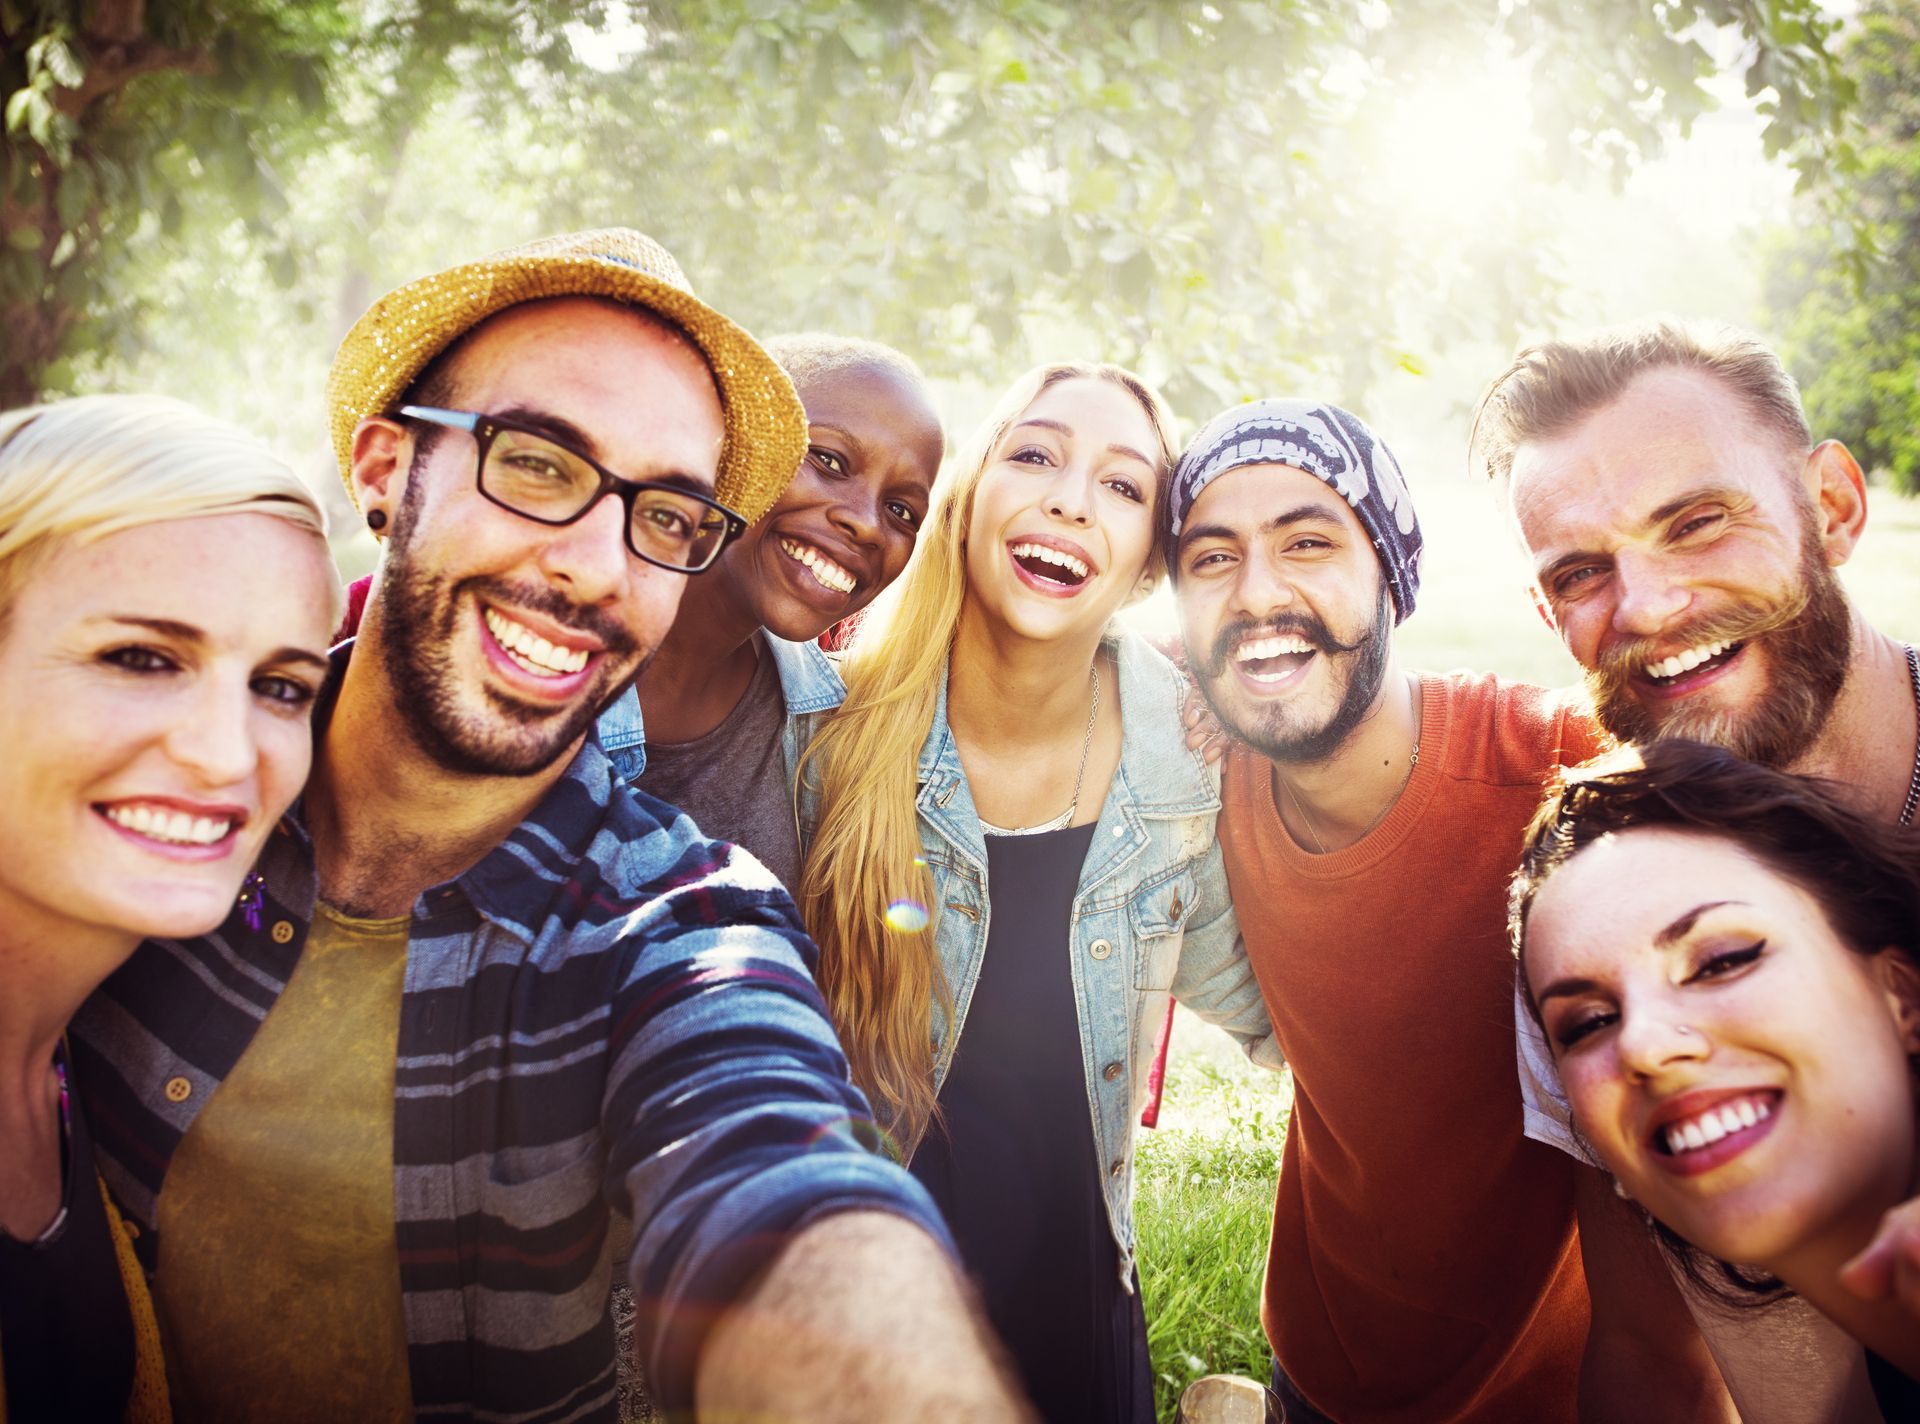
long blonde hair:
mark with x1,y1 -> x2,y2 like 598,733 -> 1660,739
798,363 -> 1177,1153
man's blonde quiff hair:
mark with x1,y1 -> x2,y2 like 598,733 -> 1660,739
798,362 -> 1177,1156
1469,318 -> 1814,489
0,394 -> 336,622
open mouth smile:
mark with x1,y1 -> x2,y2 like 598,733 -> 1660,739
1639,637 -> 1747,691
1232,633 -> 1317,685
483,606 -> 594,678
778,536 -> 857,595
1008,540 -> 1093,594
96,799 -> 244,854
1648,1088 -> 1781,1176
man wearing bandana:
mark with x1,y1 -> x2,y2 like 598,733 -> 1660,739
1167,401 -> 1731,1422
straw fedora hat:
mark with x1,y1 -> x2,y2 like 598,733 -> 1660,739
324,228 -> 805,524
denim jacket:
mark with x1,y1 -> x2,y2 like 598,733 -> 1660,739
598,632 -> 846,785
909,631 -> 1281,1284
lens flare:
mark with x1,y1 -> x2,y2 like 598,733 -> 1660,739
884,898 -> 930,932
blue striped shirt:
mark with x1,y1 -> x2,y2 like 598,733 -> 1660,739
71,650 -> 948,1423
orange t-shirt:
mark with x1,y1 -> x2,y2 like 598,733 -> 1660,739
1220,671 -> 1604,1424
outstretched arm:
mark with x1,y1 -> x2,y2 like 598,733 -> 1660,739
699,1210 -> 1032,1420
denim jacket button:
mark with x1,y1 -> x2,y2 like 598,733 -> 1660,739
1108,1157 -> 1125,1178
1088,938 -> 1114,961
1102,1061 -> 1123,1082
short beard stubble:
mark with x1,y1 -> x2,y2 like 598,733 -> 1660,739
376,464 -> 645,778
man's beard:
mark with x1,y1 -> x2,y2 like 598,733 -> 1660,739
1584,520 -> 1852,769
1196,585 -> 1393,765
376,478 -> 643,778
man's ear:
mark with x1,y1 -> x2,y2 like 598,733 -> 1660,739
350,415 -> 412,535
1873,948 -> 1920,1055
1804,439 -> 1868,567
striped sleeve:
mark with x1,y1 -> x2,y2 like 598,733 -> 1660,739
593,813 -> 952,1411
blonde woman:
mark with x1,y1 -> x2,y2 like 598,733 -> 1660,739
0,396 -> 340,1424
800,364 -> 1277,1421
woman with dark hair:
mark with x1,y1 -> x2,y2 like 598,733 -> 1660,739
1510,738 -> 1920,1416
597,334 -> 943,891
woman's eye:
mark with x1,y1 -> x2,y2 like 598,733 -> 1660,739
102,645 -> 178,674
1553,1007 -> 1617,1050
1103,476 -> 1144,503
808,447 -> 847,477
253,675 -> 318,709
887,499 -> 922,529
1007,445 -> 1053,467
1688,941 -> 1764,983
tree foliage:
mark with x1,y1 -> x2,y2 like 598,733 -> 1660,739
5,0 -> 1856,425
1765,0 -> 1920,495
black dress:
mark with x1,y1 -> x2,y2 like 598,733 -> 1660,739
911,825 -> 1154,1424
0,1047 -> 135,1424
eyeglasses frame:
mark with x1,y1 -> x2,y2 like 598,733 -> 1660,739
389,404 -> 747,574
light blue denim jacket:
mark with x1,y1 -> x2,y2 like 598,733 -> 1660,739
597,632 -> 846,785
905,631 -> 1281,1284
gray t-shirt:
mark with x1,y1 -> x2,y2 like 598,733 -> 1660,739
636,643 -> 803,894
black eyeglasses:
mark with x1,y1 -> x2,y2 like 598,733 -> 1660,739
392,405 -> 745,573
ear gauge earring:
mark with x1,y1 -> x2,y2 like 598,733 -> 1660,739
366,509 -> 388,533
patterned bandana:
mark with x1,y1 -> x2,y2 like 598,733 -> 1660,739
1167,398 -> 1423,623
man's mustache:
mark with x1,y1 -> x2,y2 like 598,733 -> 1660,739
1587,582 -> 1812,696
1204,615 -> 1365,679
460,575 -> 639,658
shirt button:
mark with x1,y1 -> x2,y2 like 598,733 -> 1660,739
1109,1157 -> 1125,1178
1103,1061 -> 1124,1082
270,920 -> 295,944
1110,826 -> 1122,838
1088,938 -> 1113,961
1169,893 -> 1183,920
163,1076 -> 192,1103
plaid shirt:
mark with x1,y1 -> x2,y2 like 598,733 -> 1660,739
71,648 -> 947,1423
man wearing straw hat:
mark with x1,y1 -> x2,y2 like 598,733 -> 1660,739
71,230 -> 1027,1423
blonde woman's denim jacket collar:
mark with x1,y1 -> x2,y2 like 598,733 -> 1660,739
597,633 -> 845,786
911,630 -> 1281,1286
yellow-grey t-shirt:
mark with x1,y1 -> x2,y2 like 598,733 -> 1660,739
154,903 -> 413,1423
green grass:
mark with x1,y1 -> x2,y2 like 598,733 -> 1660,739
1133,480 -> 1920,1420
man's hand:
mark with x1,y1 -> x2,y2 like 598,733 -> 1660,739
1842,1194 -> 1920,1316
697,1210 -> 1035,1422
1183,686 -> 1228,765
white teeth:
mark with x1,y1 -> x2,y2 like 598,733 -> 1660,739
1647,639 -> 1732,682
1662,1094 -> 1774,1155
1009,541 -> 1090,581
104,804 -> 233,845
778,538 -> 856,594
1234,635 -> 1315,662
483,608 -> 591,675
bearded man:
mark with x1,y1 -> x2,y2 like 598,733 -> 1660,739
1474,317 -> 1918,1424
1168,400 -> 1732,1424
